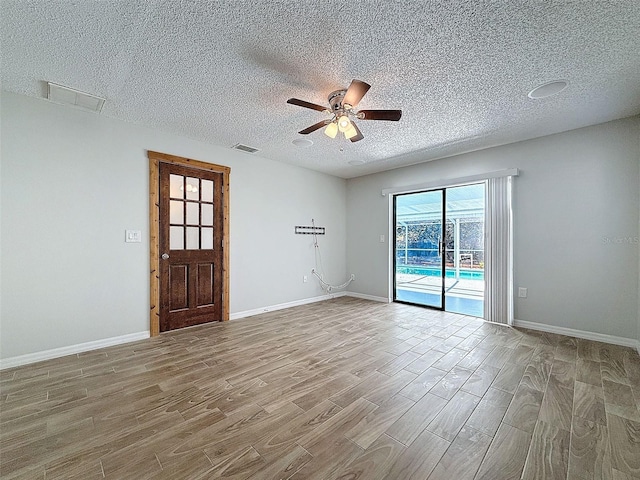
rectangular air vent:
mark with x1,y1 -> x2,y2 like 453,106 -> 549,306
232,144 -> 259,154
47,82 -> 105,113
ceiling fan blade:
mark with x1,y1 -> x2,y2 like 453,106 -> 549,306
287,98 -> 327,112
299,120 -> 328,135
343,80 -> 371,108
349,122 -> 364,143
358,109 -> 402,121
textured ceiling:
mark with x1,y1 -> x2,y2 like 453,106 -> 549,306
2,1 -> 640,178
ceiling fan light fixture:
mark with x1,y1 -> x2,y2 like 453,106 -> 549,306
324,122 -> 338,138
287,79 -> 402,144
344,124 -> 358,140
337,115 -> 351,132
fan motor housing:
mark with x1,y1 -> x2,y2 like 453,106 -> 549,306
328,89 -> 347,111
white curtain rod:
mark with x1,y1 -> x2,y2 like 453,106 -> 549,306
381,168 -> 519,196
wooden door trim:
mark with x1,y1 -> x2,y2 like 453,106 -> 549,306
148,150 -> 230,336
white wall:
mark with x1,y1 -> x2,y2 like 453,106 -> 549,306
347,117 -> 640,341
0,91 -> 346,359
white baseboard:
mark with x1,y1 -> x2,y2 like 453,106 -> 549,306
230,292 -> 348,320
345,292 -> 391,303
2,293 -> 385,368
9,308 -> 633,370
514,319 -> 640,352
229,290 -> 391,321
0,331 -> 150,370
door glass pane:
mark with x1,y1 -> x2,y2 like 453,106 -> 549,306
185,177 -> 199,200
170,174 -> 184,199
186,227 -> 199,249
186,202 -> 199,225
201,179 -> 214,203
170,200 -> 184,224
170,226 -> 184,249
201,227 -> 214,249
394,190 -> 444,309
444,184 -> 485,317
201,204 -> 213,226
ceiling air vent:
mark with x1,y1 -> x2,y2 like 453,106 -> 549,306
232,144 -> 259,154
47,82 -> 105,113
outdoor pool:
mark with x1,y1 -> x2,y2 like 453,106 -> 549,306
396,265 -> 484,280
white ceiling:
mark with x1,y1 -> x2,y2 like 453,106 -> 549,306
2,1 -> 640,178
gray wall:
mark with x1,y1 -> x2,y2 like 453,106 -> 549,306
346,117 -> 640,341
2,89 -> 638,361
0,91 -> 347,359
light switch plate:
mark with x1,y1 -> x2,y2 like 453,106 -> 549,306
518,287 -> 528,298
125,230 -> 142,243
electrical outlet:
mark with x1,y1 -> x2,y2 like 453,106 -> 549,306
518,287 -> 528,298
303,275 -> 308,283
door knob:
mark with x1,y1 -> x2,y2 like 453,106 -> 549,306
161,253 -> 169,260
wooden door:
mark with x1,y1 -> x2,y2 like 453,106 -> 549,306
158,162 -> 224,331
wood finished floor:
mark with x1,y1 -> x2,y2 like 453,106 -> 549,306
1,297 -> 640,479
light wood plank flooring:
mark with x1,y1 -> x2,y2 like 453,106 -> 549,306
1,297 -> 639,479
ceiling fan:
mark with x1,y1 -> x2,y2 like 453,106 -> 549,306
287,79 -> 402,143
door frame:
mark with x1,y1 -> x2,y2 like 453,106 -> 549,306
148,150 -> 230,336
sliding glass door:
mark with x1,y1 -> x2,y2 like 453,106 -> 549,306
394,183 -> 485,317
394,189 -> 445,309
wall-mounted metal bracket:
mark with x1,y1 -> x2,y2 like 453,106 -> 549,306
295,225 -> 325,235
